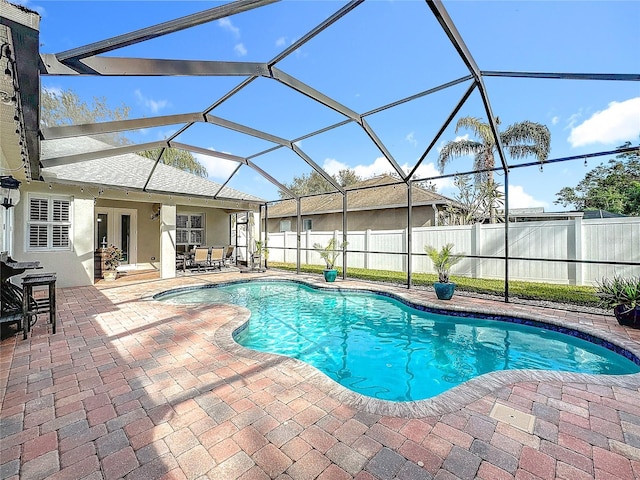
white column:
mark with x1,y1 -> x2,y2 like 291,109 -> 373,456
160,204 -> 177,279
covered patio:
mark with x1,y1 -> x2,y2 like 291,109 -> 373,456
1,272 -> 640,479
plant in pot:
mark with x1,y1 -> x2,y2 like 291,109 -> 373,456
252,240 -> 269,271
425,243 -> 464,300
103,245 -> 124,281
313,238 -> 347,282
595,275 -> 640,328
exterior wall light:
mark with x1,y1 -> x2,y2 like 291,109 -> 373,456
1,175 -> 21,209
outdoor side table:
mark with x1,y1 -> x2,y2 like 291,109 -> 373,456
22,273 -> 57,340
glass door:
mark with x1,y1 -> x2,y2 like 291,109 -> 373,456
96,208 -> 137,266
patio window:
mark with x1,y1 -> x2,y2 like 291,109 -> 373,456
280,220 -> 291,232
26,195 -> 72,251
303,219 -> 313,231
177,213 -> 204,246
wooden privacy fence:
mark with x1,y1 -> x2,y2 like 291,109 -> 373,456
265,217 -> 640,286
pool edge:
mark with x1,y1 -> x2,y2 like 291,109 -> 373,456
156,276 -> 640,418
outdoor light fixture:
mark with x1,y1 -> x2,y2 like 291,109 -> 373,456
1,175 -> 21,209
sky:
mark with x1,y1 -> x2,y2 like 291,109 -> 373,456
22,0 -> 640,209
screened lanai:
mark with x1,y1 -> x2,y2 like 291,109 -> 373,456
2,0 -> 639,296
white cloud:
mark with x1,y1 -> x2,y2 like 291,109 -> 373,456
405,131 -> 418,147
218,18 -> 240,38
568,97 -> 640,147
134,89 -> 168,114
42,86 -> 63,97
275,36 -> 287,47
193,150 -> 239,181
322,157 -> 453,191
234,43 -> 247,56
498,184 -> 548,209
551,116 -> 559,126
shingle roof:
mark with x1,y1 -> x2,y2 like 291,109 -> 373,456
268,174 -> 454,217
40,137 -> 264,203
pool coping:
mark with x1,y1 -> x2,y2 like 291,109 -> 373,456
151,275 -> 640,418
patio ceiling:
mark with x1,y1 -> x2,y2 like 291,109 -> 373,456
2,0 -> 638,205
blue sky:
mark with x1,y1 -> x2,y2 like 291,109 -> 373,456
26,0 -> 640,209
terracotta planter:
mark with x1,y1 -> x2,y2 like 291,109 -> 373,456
614,305 -> 640,328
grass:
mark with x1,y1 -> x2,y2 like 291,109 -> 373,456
267,262 -> 600,307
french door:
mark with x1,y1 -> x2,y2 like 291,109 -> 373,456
95,207 -> 137,267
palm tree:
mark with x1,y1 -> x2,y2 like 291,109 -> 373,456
437,116 -> 551,184
437,116 -> 550,222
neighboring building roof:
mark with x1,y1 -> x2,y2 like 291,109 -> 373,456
582,209 -> 626,219
40,137 -> 264,203
267,174 -> 455,218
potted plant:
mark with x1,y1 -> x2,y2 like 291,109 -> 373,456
313,238 -> 347,282
102,245 -> 124,281
595,275 -> 640,327
252,240 -> 268,271
425,243 -> 464,300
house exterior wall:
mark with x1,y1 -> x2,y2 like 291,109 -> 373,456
7,183 -> 237,288
11,183 -> 95,288
177,205 -> 230,247
267,205 -> 437,233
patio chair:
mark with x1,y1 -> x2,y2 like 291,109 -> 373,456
1,280 -> 38,333
210,247 -> 224,270
193,247 -> 211,272
223,245 -> 235,267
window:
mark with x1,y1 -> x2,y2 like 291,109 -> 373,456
303,219 -> 313,231
279,220 -> 291,232
27,195 -> 72,250
177,213 -> 204,246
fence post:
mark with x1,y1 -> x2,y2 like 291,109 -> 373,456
283,231 -> 288,264
571,216 -> 583,286
402,228 -> 408,274
305,230 -> 311,266
472,223 -> 482,279
364,229 -> 370,269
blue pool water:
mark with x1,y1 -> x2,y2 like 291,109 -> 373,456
157,281 -> 640,402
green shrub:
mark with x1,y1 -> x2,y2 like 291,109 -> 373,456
267,262 -> 600,307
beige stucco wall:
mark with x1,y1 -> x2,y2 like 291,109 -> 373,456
267,206 -> 437,233
177,205 -> 231,248
7,182 -> 238,288
11,183 -> 95,288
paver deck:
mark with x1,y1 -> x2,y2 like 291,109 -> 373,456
1,271 -> 639,480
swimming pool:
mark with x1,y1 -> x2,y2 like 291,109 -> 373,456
157,280 -> 640,402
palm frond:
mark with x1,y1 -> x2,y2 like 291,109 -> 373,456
501,121 -> 551,162
437,139 -> 483,172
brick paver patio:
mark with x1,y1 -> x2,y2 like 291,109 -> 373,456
1,271 -> 639,479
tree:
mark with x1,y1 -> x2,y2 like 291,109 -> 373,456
41,88 -> 130,145
138,148 -> 207,178
279,168 -> 362,198
437,116 -> 551,183
437,116 -> 550,222
41,88 -> 208,177
438,174 -> 504,225
554,142 -> 640,215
